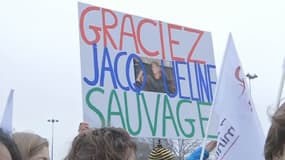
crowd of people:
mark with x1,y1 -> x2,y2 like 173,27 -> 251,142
1,102 -> 285,160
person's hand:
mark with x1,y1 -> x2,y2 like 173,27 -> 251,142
136,70 -> 144,83
205,141 -> 217,152
78,122 -> 89,135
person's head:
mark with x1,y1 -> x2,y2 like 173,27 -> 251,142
151,61 -> 161,76
0,129 -> 22,160
78,122 -> 89,135
264,102 -> 285,160
148,144 -> 175,160
12,132 -> 49,160
66,127 -> 136,160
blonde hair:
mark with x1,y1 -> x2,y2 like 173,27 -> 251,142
12,132 -> 48,159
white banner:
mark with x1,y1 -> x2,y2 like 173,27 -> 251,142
214,34 -> 265,159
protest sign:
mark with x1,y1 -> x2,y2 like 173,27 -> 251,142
78,2 -> 217,139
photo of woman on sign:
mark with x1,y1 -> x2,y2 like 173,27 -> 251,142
134,58 -> 176,94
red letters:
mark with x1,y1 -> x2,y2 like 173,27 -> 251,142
168,24 -> 185,62
184,27 -> 205,64
80,5 -> 206,63
102,9 -> 118,49
159,21 -> 166,60
119,15 -> 140,53
137,19 -> 159,56
80,6 -> 101,45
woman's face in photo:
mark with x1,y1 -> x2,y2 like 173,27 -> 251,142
151,63 -> 161,74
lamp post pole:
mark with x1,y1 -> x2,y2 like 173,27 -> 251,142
47,118 -> 59,160
246,73 -> 258,96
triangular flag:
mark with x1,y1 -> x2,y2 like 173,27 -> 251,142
0,89 -> 14,136
214,34 -> 265,160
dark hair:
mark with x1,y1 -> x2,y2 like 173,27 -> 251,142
66,127 -> 136,160
0,129 -> 22,160
264,102 -> 285,160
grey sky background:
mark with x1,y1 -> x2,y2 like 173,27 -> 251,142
0,0 -> 285,159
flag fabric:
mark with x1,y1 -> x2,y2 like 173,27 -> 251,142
0,89 -> 14,136
214,34 -> 265,160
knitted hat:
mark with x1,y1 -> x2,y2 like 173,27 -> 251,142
148,145 -> 175,160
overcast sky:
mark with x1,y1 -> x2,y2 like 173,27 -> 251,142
1,0 -> 285,159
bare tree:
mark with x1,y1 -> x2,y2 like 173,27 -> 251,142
161,139 -> 202,160
133,138 -> 216,160
133,138 -> 153,160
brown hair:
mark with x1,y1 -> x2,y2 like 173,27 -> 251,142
264,102 -> 285,160
66,127 -> 136,160
12,132 -> 48,159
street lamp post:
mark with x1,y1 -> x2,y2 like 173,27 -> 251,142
47,118 -> 59,160
246,73 -> 258,96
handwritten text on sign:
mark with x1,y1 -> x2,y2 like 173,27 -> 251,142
78,2 -> 217,139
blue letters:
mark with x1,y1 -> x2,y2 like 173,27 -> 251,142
114,52 -> 129,91
174,61 -> 189,99
83,44 -> 99,86
207,64 -> 216,102
100,47 -> 118,88
83,45 -> 216,102
126,54 -> 146,93
195,63 -> 211,103
188,63 -> 201,102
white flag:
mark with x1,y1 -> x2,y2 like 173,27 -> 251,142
0,89 -> 14,136
214,34 -> 265,160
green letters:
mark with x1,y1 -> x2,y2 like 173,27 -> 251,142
197,102 -> 217,138
163,95 -> 180,137
176,99 -> 196,138
85,88 -> 215,139
86,87 -> 106,127
140,93 -> 160,136
108,90 -> 126,128
125,92 -> 142,135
